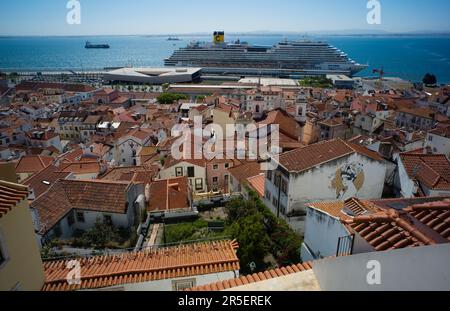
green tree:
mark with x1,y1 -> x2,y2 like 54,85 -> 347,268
423,73 -> 437,86
225,213 -> 270,274
157,93 -> 188,105
83,218 -> 118,248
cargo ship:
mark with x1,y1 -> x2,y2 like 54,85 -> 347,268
85,41 -> 110,49
165,31 -> 367,78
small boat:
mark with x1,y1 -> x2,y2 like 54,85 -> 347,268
85,41 -> 110,49
167,36 -> 181,41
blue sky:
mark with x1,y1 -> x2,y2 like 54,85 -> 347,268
1,0 -> 449,36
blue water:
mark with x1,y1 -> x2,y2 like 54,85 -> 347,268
0,35 -> 450,83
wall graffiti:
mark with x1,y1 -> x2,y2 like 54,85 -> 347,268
331,163 -> 365,199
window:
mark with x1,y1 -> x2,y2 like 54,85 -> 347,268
76,212 -> 85,223
272,196 -> 279,208
67,212 -> 75,226
265,190 -> 271,201
224,163 -> 230,169
172,279 -> 196,291
213,164 -> 219,170
274,174 -> 281,187
212,177 -> 218,184
103,215 -> 113,226
175,167 -> 183,177
281,178 -> 288,195
195,178 -> 203,191
267,170 -> 273,182
187,167 -> 195,178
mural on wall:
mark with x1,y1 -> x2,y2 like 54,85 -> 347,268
331,163 -> 365,199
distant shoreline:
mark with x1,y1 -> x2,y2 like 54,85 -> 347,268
1,33 -> 450,39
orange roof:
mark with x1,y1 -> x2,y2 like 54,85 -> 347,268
278,139 -> 383,173
15,155 -> 54,174
60,161 -> 101,175
31,179 -> 132,234
246,174 -> 265,198
397,106 -> 435,119
258,109 -> 302,141
0,181 -> 29,218
342,198 -> 450,251
22,165 -> 71,199
308,198 -> 379,220
228,161 -> 262,183
42,240 -> 239,291
148,177 -> 191,212
101,166 -> 158,184
399,153 -> 450,191
187,261 -> 313,291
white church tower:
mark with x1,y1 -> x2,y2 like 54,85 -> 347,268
295,89 -> 308,123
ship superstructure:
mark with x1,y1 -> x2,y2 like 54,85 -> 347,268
164,32 -> 366,78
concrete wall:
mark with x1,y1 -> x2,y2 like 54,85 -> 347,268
313,244 -> 450,291
87,270 -> 237,291
301,208 -> 349,262
0,199 -> 45,291
160,161 -> 207,193
394,154 -> 418,198
266,153 -> 386,216
264,153 -> 386,234
425,133 -> 450,159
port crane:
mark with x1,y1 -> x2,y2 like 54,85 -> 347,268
372,67 -> 401,90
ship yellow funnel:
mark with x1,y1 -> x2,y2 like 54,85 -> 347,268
213,31 -> 225,44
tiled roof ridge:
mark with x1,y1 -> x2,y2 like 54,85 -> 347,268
281,138 -> 343,158
42,239 -> 239,291
0,181 -> 29,218
343,140 -> 384,162
60,178 -> 131,186
404,199 -> 450,212
278,139 -> 355,173
186,261 -> 314,291
343,209 -> 437,246
401,152 -> 449,159
416,160 -> 442,187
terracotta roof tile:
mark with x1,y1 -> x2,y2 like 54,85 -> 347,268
342,198 -> 450,251
42,240 -> 239,291
246,174 -> 265,198
148,177 -> 191,212
60,161 -> 102,175
228,161 -> 263,183
187,261 -> 313,291
0,181 -> 29,218
22,165 -> 71,199
31,179 -> 132,234
15,155 -> 54,174
278,139 -> 354,172
399,153 -> 450,191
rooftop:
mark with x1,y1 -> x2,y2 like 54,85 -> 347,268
31,179 -> 132,234
228,161 -> 263,183
342,198 -> 450,251
187,261 -> 313,291
22,165 -> 71,199
246,174 -> 265,198
148,177 -> 191,212
42,239 -> 239,291
0,181 -> 29,219
399,153 -> 450,191
15,155 -> 54,174
278,139 -> 383,173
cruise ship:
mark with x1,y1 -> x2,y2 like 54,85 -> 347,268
164,32 -> 367,78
